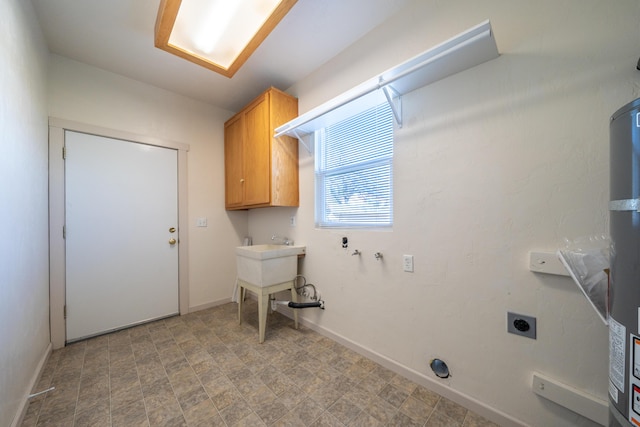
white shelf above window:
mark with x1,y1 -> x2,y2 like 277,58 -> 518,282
275,20 -> 499,146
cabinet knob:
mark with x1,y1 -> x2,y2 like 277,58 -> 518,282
240,178 -> 245,183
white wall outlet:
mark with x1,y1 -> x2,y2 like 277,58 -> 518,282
403,255 -> 414,272
196,217 -> 208,227
289,215 -> 296,227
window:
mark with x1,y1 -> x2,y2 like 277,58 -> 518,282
315,102 -> 394,228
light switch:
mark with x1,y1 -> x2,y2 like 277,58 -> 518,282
403,255 -> 414,272
196,217 -> 208,227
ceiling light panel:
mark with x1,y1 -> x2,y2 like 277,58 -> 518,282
155,0 -> 297,78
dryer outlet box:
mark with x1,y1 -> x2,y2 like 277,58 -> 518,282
507,312 -> 536,339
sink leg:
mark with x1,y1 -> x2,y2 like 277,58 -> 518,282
238,286 -> 245,325
258,292 -> 269,343
290,286 -> 299,329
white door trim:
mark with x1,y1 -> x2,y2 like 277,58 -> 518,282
48,118 -> 190,349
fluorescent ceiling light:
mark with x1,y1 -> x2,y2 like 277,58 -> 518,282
155,0 -> 297,78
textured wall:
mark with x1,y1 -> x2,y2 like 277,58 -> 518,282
47,55 -> 245,312
248,1 -> 640,425
13,0 -> 640,425
0,0 -> 50,425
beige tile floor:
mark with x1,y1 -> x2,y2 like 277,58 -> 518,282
22,301 -> 500,427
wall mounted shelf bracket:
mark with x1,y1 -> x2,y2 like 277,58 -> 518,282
291,129 -> 312,154
381,82 -> 402,127
274,20 -> 499,145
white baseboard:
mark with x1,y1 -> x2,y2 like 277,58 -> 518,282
283,310 -> 527,427
11,342 -> 53,427
203,299 -> 526,426
189,297 -> 232,313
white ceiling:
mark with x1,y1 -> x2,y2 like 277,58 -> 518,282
31,0 -> 409,112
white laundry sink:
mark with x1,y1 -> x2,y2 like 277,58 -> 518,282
236,244 -> 305,287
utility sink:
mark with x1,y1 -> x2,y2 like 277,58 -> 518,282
236,244 -> 305,287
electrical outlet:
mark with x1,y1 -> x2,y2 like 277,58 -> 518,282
289,215 -> 296,227
507,312 -> 536,339
403,255 -> 414,272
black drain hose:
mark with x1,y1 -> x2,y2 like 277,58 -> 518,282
288,301 -> 325,310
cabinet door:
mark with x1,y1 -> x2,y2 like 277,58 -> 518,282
224,115 -> 244,208
243,95 -> 271,206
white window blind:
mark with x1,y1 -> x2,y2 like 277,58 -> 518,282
315,102 -> 394,228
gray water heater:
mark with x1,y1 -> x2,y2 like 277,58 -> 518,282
609,97 -> 640,427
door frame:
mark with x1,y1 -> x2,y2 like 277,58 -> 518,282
48,118 -> 190,349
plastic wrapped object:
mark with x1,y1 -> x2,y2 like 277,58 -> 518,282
557,235 -> 610,325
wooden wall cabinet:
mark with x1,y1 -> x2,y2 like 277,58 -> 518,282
224,87 -> 299,210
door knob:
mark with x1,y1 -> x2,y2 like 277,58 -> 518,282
168,238 -> 177,245
169,227 -> 176,233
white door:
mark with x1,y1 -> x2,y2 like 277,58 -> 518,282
65,131 -> 179,342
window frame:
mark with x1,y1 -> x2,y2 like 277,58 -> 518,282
314,102 -> 394,229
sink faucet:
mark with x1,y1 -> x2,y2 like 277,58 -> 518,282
271,234 -> 292,246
